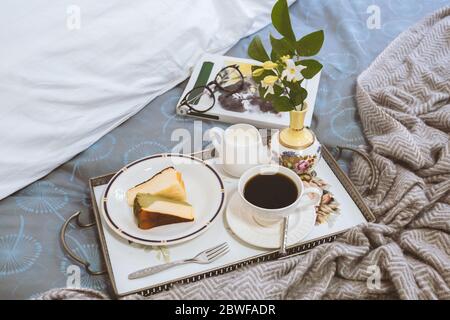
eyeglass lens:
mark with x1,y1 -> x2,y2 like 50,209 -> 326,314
215,66 -> 244,92
184,86 -> 215,112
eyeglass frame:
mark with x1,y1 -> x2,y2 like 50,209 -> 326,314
178,64 -> 244,114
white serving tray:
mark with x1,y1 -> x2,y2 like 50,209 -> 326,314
84,147 -> 374,297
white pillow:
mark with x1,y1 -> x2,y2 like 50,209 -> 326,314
0,0 -> 280,199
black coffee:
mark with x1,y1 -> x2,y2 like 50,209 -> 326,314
243,173 -> 298,209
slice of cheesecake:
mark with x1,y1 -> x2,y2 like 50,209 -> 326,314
126,167 -> 186,206
133,193 -> 194,230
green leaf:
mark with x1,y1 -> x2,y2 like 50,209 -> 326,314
290,86 -> 308,106
248,36 -> 270,62
273,84 -> 284,96
282,79 -> 300,93
297,59 -> 323,79
270,35 -> 295,61
271,0 -> 296,43
281,78 -> 307,107
272,95 -> 294,112
258,86 -> 269,100
296,30 -> 324,56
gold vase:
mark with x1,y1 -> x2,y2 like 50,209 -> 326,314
272,102 -> 322,175
279,106 -> 315,150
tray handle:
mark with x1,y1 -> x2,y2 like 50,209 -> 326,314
333,145 -> 378,194
60,211 -> 107,276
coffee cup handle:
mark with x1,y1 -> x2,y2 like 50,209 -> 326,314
296,186 -> 322,211
208,127 -> 224,157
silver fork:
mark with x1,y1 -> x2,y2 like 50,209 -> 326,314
128,242 -> 229,280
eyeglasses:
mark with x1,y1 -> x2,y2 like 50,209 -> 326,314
178,65 -> 244,114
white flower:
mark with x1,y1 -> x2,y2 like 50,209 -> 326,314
261,75 -> 278,97
281,59 -> 306,82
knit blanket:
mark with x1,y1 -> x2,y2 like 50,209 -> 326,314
37,6 -> 450,300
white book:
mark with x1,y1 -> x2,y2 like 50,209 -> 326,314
176,54 -> 320,129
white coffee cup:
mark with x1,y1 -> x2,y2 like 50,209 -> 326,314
238,164 -> 322,226
209,124 -> 270,177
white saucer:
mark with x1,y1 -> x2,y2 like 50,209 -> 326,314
225,191 -> 317,249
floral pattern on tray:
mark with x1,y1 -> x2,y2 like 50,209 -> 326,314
280,151 -> 319,175
130,243 -> 172,263
300,172 -> 340,226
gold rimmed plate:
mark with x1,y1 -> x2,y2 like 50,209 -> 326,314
101,154 -> 225,246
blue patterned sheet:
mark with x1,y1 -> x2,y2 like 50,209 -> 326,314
0,0 -> 447,299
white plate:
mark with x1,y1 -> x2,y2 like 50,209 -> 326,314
225,191 -> 316,249
101,154 -> 225,246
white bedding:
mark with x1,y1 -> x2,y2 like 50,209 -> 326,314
0,0 -> 279,199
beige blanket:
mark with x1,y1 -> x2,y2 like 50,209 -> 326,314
37,6 -> 450,300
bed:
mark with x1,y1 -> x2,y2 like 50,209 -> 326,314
0,0 -> 447,299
